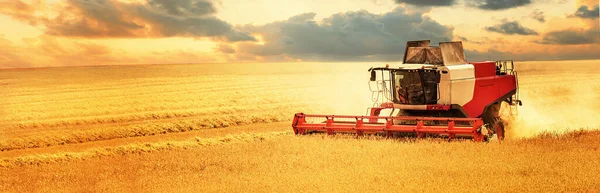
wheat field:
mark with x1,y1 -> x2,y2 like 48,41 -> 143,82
1,60 -> 599,192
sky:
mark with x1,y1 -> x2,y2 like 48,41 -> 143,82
0,0 -> 598,68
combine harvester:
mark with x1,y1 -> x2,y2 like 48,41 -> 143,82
292,40 -> 523,141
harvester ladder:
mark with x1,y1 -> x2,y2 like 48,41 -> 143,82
510,94 -> 519,115
367,69 -> 393,117
369,80 -> 385,107
368,70 -> 393,107
510,63 -> 520,115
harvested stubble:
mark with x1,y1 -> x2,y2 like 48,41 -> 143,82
0,130 -> 599,192
0,131 -> 292,168
1,61 -> 600,192
2,62 -> 600,152
1,64 -> 357,150
0,112 -> 290,151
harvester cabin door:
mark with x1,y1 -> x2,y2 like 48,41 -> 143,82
393,70 -> 439,105
438,70 -> 451,104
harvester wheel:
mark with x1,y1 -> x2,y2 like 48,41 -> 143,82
482,102 -> 505,140
495,118 -> 505,140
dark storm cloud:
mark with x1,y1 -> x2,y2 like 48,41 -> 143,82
232,8 -> 454,61
530,9 -> 545,22
394,0 -> 456,6
131,2 -> 255,41
535,28 -> 600,45
44,0 -> 145,37
469,0 -> 532,10
571,5 -> 600,19
485,21 -> 538,35
4,0 -> 255,42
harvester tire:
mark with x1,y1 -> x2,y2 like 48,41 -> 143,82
496,119 -> 505,140
482,102 -> 505,140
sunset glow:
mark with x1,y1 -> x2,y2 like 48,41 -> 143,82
0,0 -> 598,68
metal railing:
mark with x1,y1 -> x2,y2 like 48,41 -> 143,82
495,60 -> 515,75
368,70 -> 393,107
496,60 -> 522,115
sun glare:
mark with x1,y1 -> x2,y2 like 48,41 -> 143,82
253,34 -> 266,45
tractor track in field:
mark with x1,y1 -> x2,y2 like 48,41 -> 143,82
0,102 -> 309,131
0,112 -> 295,152
0,122 -> 293,166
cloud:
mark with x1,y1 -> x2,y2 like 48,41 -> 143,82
570,5 -> 600,19
0,35 -> 120,68
230,8 -> 454,61
215,43 -> 236,54
43,0 -> 145,38
0,0 -> 255,42
468,0 -> 532,10
457,36 -> 484,44
465,45 -> 600,61
465,49 -> 514,61
485,21 -> 538,35
132,1 -> 255,41
0,34 -> 223,68
394,0 -> 455,6
0,35 -> 33,68
535,27 -> 600,45
0,0 -> 44,25
147,0 -> 216,16
530,9 -> 545,23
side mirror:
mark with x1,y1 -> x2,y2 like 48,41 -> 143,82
370,70 -> 376,81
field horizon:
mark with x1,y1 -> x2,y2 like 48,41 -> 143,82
2,58 -> 600,71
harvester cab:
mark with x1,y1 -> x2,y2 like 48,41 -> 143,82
293,40 -> 523,142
